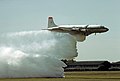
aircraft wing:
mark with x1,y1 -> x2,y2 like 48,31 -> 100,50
44,27 -> 86,35
48,27 -> 75,31
47,27 -> 81,32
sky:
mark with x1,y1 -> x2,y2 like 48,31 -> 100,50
0,0 -> 120,62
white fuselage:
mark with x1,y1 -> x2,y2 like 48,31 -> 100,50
57,25 -> 102,28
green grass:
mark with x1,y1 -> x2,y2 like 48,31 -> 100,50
0,71 -> 120,81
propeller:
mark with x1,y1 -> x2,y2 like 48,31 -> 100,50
85,25 -> 89,35
85,25 -> 89,28
79,25 -> 89,36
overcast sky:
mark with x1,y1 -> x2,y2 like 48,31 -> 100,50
0,0 -> 120,62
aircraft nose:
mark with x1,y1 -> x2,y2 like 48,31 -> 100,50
102,26 -> 109,32
105,27 -> 109,32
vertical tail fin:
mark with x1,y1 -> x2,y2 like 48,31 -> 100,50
48,17 -> 57,28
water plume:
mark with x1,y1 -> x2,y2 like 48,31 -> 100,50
0,30 -> 78,78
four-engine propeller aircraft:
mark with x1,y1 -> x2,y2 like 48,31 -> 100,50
43,17 -> 109,41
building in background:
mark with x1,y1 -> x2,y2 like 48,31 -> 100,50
63,60 -> 120,71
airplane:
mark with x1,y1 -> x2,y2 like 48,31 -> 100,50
43,17 -> 109,42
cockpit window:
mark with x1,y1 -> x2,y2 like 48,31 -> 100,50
100,26 -> 105,28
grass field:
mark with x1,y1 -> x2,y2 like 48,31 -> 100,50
0,71 -> 120,81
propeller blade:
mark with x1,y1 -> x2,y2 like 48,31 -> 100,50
85,25 -> 89,28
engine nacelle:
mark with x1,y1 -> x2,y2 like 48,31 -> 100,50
72,34 -> 86,42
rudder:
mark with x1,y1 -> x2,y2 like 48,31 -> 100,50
48,17 -> 57,28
